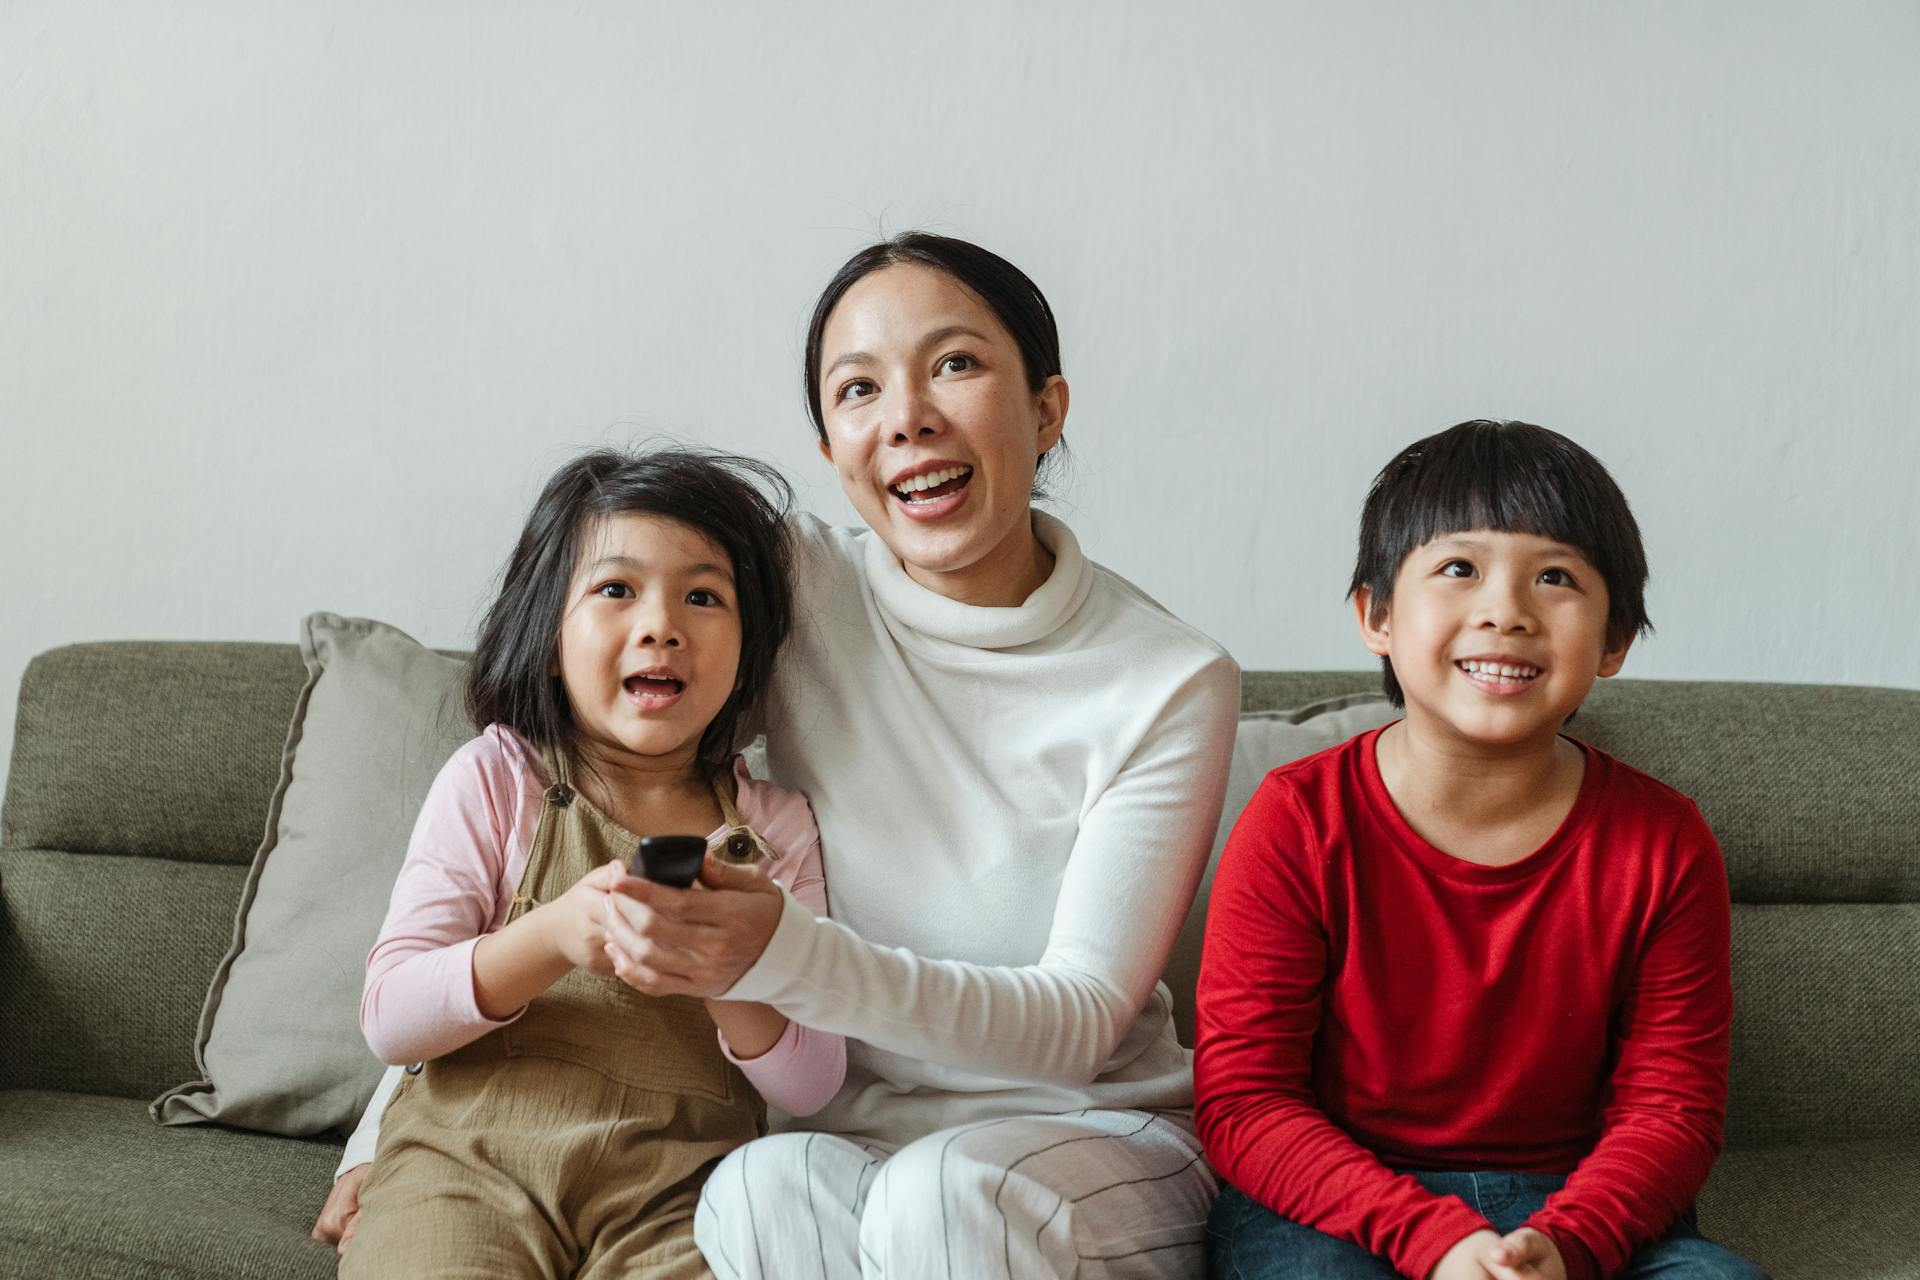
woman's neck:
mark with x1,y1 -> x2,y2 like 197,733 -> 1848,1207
903,515 -> 1056,608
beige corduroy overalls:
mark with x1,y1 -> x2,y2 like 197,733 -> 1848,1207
341,752 -> 768,1280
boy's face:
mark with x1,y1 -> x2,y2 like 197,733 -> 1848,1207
1354,528 -> 1631,752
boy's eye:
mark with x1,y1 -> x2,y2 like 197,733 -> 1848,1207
1539,567 -> 1577,587
1438,560 -> 1475,578
938,353 -> 977,375
837,378 -> 877,404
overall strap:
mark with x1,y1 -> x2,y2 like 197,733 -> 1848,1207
510,745 -> 577,916
710,766 -> 780,865
543,744 -> 575,807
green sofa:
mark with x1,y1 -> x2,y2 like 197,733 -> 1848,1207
2,642 -> 1915,1277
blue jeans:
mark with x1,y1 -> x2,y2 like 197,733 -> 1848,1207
1207,1173 -> 1768,1279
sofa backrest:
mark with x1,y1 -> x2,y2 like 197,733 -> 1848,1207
1,642 -> 308,1099
5,644 -> 1917,1149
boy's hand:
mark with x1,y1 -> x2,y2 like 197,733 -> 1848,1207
1432,1230 -> 1503,1280
1480,1228 -> 1567,1280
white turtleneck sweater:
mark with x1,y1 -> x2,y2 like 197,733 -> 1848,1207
341,511 -> 1237,1164
729,512 -> 1239,1145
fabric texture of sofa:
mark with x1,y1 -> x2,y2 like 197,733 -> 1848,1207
2,640 -> 1915,1278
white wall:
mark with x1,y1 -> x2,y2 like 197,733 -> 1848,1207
5,1 -> 1918,799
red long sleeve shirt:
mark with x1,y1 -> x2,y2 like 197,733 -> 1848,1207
1194,728 -> 1732,1280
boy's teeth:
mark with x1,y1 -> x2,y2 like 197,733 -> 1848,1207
1459,660 -> 1541,680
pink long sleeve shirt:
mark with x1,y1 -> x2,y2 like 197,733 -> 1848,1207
360,725 -> 846,1117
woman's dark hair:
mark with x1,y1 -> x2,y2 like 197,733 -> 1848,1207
466,446 -> 794,780
1347,419 -> 1652,707
802,231 -> 1068,496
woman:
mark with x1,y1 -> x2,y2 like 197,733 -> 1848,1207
318,234 -> 1239,1278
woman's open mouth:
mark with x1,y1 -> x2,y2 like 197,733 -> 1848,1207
888,465 -> 973,519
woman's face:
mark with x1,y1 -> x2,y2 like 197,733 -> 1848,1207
816,263 -> 1067,605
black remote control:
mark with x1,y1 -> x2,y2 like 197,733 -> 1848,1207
629,835 -> 707,888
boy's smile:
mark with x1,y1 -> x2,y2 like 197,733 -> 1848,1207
1356,529 -> 1631,753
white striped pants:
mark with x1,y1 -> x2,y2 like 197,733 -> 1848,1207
693,1109 -> 1216,1279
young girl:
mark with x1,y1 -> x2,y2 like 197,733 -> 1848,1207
339,447 -> 845,1280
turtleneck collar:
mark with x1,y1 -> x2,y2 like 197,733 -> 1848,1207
861,511 -> 1094,650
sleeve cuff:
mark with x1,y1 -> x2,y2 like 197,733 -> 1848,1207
335,1063 -> 403,1175
717,887 -> 813,1005
1400,1205 -> 1499,1280
1545,1230 -> 1600,1280
717,1013 -> 803,1067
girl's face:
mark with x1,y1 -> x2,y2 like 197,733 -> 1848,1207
555,512 -> 742,777
816,263 -> 1068,605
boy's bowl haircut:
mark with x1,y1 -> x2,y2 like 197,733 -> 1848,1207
1347,420 -> 1653,707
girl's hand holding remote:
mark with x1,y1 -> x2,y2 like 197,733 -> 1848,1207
538,860 -> 636,975
602,854 -> 784,998
472,860 -> 633,1019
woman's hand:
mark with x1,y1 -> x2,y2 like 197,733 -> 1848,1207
311,1162 -> 368,1255
603,855 -> 784,997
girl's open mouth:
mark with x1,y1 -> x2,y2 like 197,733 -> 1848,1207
623,674 -> 685,706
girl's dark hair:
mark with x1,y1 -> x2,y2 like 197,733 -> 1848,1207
467,446 -> 794,780
1347,420 -> 1652,707
802,231 -> 1068,497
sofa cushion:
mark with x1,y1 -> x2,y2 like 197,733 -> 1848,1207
153,614 -> 471,1137
2,641 -> 307,865
1700,1138 -> 1920,1277
0,1089 -> 341,1280
1569,680 -> 1920,906
1165,694 -> 1399,1044
1724,902 -> 1920,1147
0,848 -> 243,1097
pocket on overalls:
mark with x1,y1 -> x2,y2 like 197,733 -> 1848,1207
500,978 -> 741,1105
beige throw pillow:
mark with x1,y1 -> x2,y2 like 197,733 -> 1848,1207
1162,694 -> 1399,1044
152,613 -> 471,1136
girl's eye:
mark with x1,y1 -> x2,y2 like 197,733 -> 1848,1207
595,582 -> 632,599
938,353 -> 977,375
1539,567 -> 1577,588
1439,560 -> 1475,578
837,378 -> 876,404
686,588 -> 722,607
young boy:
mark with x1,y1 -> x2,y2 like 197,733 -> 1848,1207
1195,421 -> 1765,1280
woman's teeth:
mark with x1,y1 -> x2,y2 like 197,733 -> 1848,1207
891,465 -> 972,502
1457,660 -> 1541,683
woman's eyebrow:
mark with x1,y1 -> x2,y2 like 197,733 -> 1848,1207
822,325 -> 993,379
921,324 -> 989,349
823,349 -> 873,379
